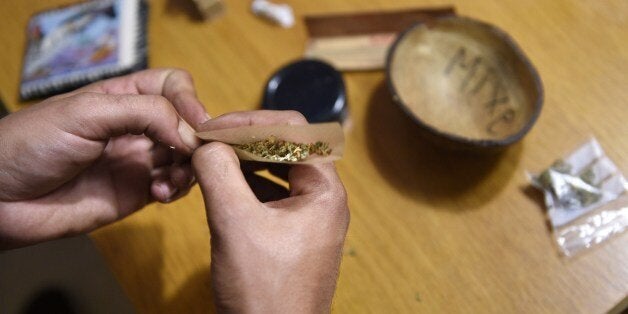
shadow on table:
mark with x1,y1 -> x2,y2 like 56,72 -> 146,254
0,235 -> 135,314
521,184 -> 545,211
94,224 -> 216,313
165,0 -> 205,21
365,81 -> 522,210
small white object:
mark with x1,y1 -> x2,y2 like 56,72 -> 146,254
251,0 -> 294,28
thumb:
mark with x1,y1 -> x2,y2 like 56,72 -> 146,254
192,142 -> 259,217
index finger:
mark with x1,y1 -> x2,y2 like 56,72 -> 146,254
74,68 -> 209,127
197,110 -> 308,131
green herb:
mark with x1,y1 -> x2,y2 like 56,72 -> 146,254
574,186 -> 601,207
535,159 -> 602,209
234,136 -> 332,162
551,159 -> 572,174
579,167 -> 596,186
537,159 -> 572,190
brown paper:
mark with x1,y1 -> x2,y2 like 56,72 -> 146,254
195,122 -> 344,164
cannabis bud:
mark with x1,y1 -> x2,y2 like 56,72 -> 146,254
234,136 -> 332,162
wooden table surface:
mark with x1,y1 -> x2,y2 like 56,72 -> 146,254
1,0 -> 627,313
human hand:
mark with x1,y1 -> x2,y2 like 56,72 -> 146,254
192,111 -> 350,313
0,68 -> 208,249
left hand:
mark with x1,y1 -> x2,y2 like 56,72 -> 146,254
0,68 -> 208,249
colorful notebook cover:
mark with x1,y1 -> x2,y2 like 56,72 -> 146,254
20,0 -> 148,100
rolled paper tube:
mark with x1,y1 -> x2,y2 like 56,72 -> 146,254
195,122 -> 344,164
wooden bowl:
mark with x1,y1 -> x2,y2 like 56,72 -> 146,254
386,16 -> 543,150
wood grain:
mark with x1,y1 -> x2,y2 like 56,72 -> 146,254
1,0 -> 626,313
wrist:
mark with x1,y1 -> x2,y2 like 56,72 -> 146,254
237,283 -> 333,314
226,257 -> 338,313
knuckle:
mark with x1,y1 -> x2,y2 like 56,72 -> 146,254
173,68 -> 193,81
146,94 -> 170,105
283,110 -> 308,124
70,91 -> 99,103
47,92 -> 72,102
332,185 -> 349,213
59,92 -> 100,114
164,68 -> 193,85
318,183 -> 348,210
142,95 -> 173,113
336,184 -> 348,205
71,92 -> 123,111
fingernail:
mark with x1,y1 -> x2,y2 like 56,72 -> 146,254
198,117 -> 212,129
157,182 -> 171,199
157,181 -> 178,203
178,118 -> 201,151
164,187 -> 179,203
204,112 -> 212,122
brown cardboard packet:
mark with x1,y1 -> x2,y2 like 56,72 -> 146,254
304,7 -> 456,71
195,122 -> 344,164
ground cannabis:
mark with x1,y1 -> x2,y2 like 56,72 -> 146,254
537,159 -> 572,190
535,158 -> 602,209
234,136 -> 332,162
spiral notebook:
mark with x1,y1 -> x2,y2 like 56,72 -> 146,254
20,0 -> 148,100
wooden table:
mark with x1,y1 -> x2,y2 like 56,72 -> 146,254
1,0 -> 627,313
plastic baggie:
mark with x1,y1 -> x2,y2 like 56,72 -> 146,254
528,138 -> 628,257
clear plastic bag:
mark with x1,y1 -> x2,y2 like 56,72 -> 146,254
528,138 -> 628,257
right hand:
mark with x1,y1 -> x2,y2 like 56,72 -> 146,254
192,111 -> 349,313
